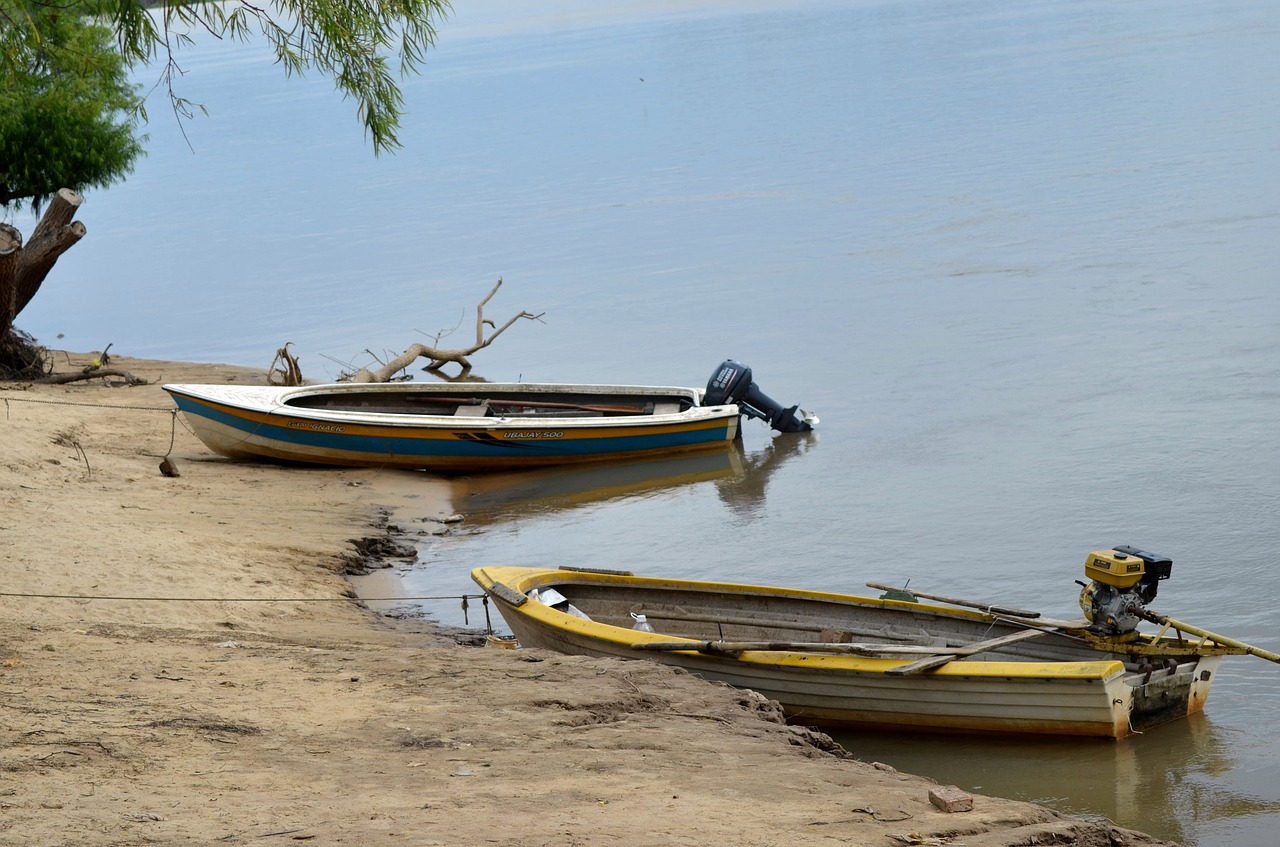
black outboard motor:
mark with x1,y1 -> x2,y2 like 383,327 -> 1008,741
704,360 -> 815,433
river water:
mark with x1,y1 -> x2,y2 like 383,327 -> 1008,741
14,2 -> 1280,844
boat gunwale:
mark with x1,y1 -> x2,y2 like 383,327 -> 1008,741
163,383 -> 736,431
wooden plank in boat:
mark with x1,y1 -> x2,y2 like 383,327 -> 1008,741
634,640 -> 959,657
635,609 -> 941,645
884,628 -> 1051,676
411,395 -> 653,415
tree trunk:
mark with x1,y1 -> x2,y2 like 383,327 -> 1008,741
1,224 -> 21,337
1,188 -> 86,340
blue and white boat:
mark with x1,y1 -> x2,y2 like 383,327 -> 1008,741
164,360 -> 814,473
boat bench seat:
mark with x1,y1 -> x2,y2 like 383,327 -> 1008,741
454,404 -> 490,417
651,402 -> 682,415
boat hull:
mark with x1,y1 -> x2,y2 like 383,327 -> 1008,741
164,383 -> 741,472
472,566 -> 1221,739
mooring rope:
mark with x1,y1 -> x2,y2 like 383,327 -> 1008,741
0,591 -> 496,630
3,394 -> 482,620
0,395 -> 170,412
2,393 -> 184,456
0,591 -> 488,603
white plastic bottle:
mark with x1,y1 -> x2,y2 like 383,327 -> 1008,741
630,612 -> 655,633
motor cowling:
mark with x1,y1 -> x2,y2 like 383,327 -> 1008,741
704,360 -> 816,433
1078,545 -> 1172,634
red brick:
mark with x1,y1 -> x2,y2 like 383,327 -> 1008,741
929,785 -> 974,813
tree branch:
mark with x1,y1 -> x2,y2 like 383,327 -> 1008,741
344,278 -> 544,382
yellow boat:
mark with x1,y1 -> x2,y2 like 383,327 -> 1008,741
471,562 -> 1242,739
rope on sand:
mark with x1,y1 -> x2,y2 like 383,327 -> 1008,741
0,394 -> 171,413
0,591 -> 496,629
2,393 -> 184,462
0,590 -> 487,603
3,394 -> 485,620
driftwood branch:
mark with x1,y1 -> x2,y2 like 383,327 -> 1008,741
346,277 -> 544,382
32,343 -> 144,385
268,343 -> 304,386
35,368 -> 147,386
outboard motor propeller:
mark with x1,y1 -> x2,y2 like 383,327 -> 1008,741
704,360 -> 816,433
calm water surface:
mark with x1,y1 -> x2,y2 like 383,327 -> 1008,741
14,2 -> 1280,844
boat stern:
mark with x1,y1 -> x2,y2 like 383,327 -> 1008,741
1125,655 -> 1222,735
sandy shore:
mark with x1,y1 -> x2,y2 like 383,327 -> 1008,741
0,353 -> 1177,846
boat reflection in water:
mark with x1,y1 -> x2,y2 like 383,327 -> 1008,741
710,431 -> 818,520
447,443 -> 745,523
386,434 -> 815,628
448,430 -> 816,525
829,713 -> 1280,845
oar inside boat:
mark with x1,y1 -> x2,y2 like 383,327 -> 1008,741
632,629 -> 1056,673
865,581 -> 1042,619
408,395 -> 660,415
633,640 -> 967,657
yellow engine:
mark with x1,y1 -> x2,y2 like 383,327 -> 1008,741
1084,549 -> 1150,588
1078,545 -> 1173,633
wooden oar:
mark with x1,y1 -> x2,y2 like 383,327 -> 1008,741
884,629 -> 1051,676
407,395 -> 653,415
865,581 -> 1041,619
633,640 -> 950,657
994,614 -> 1091,631
633,630 -> 1049,669
1139,609 -> 1280,664
630,609 -> 939,643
